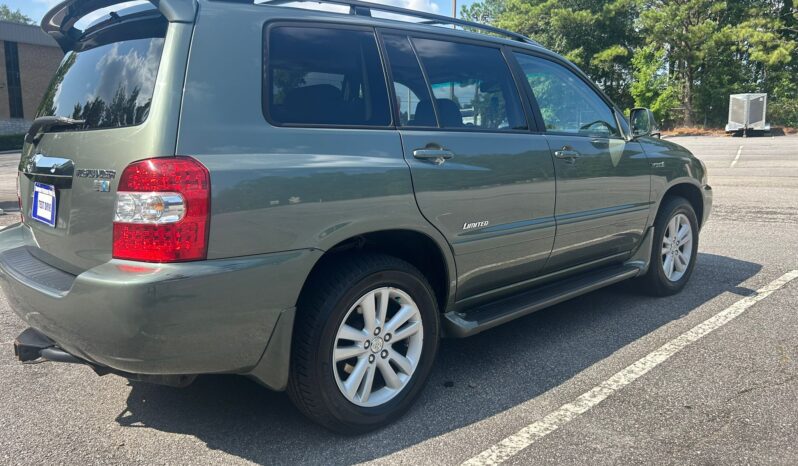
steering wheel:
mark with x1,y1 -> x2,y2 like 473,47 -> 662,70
579,120 -> 614,135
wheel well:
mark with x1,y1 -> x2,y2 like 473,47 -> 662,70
305,230 -> 450,311
662,183 -> 704,226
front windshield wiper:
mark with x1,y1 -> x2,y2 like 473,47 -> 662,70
25,116 -> 86,144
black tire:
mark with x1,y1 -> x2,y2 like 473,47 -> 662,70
287,253 -> 440,434
638,196 -> 699,296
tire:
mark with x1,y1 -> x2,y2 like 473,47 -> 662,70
287,253 -> 440,434
638,196 -> 699,296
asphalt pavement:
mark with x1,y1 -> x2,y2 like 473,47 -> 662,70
1,135 -> 797,465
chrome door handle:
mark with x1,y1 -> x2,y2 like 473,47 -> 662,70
554,149 -> 581,162
413,148 -> 455,164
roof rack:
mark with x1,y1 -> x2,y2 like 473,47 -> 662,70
259,0 -> 541,46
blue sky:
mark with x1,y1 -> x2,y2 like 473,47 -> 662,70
3,0 -> 479,24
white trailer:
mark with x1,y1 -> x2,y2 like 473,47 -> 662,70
726,93 -> 769,135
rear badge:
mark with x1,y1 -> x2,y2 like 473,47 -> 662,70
76,169 -> 116,179
93,180 -> 111,192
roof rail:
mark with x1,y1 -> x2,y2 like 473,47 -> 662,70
259,0 -> 540,46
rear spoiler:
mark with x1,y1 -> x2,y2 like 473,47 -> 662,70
42,0 -> 197,52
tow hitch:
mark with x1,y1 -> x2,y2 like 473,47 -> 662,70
13,327 -> 83,364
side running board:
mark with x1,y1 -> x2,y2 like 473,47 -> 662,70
443,264 -> 641,338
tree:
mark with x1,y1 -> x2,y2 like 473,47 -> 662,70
0,4 -> 34,24
448,0 -> 798,128
638,0 -> 729,126
460,0 -> 505,24
630,44 -> 680,125
495,0 -> 641,109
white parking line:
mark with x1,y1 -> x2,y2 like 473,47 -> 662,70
730,145 -> 743,167
463,270 -> 798,465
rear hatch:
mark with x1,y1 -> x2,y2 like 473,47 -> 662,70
18,0 -> 195,273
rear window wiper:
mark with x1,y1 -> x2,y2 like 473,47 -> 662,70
25,116 -> 86,144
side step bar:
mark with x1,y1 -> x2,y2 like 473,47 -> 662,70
444,264 -> 640,338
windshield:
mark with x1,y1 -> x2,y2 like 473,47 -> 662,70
36,20 -> 166,130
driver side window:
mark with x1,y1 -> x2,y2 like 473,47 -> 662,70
514,53 -> 620,138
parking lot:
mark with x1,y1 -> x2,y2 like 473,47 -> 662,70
1,134 -> 797,465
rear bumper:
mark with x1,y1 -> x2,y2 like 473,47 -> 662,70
14,327 -> 196,386
725,123 -> 770,132
0,224 -> 321,389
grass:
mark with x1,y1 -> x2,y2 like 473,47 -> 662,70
662,127 -> 728,137
662,126 -> 798,137
0,134 -> 24,152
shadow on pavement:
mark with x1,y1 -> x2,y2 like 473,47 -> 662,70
116,252 -> 760,464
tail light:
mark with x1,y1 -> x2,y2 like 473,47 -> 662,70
112,157 -> 210,262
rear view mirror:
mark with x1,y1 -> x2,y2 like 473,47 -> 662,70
479,81 -> 500,93
630,108 -> 660,138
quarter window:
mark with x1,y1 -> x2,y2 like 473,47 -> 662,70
514,53 -> 620,138
266,26 -> 391,127
410,38 -> 526,131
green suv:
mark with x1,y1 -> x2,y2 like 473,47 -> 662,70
1,0 -> 711,433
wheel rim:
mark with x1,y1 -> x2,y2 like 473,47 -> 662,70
332,287 -> 424,407
661,213 -> 693,282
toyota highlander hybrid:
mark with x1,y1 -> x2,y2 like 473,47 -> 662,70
0,0 -> 711,433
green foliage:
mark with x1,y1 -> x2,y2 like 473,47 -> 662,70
496,0 -> 641,109
770,99 -> 798,127
630,45 -> 680,125
0,4 -> 34,24
0,134 -> 24,152
465,0 -> 798,128
460,0 -> 505,24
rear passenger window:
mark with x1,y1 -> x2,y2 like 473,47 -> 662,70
265,26 -> 391,127
410,38 -> 526,131
382,34 -> 437,127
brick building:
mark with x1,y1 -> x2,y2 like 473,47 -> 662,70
0,20 -> 63,135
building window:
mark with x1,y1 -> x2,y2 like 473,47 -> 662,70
4,41 -> 24,119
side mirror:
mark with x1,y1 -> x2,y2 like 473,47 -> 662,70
630,108 -> 660,138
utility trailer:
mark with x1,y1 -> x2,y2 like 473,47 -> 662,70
726,93 -> 770,136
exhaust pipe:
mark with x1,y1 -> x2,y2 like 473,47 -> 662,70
12,327 -> 79,363
13,327 -> 196,387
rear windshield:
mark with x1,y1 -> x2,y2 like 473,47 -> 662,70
37,20 -> 167,130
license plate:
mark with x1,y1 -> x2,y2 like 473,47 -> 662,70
32,182 -> 57,227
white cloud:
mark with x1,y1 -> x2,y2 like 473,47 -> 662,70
91,38 -> 161,105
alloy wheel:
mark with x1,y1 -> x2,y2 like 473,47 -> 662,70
332,287 -> 424,407
661,213 -> 693,282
